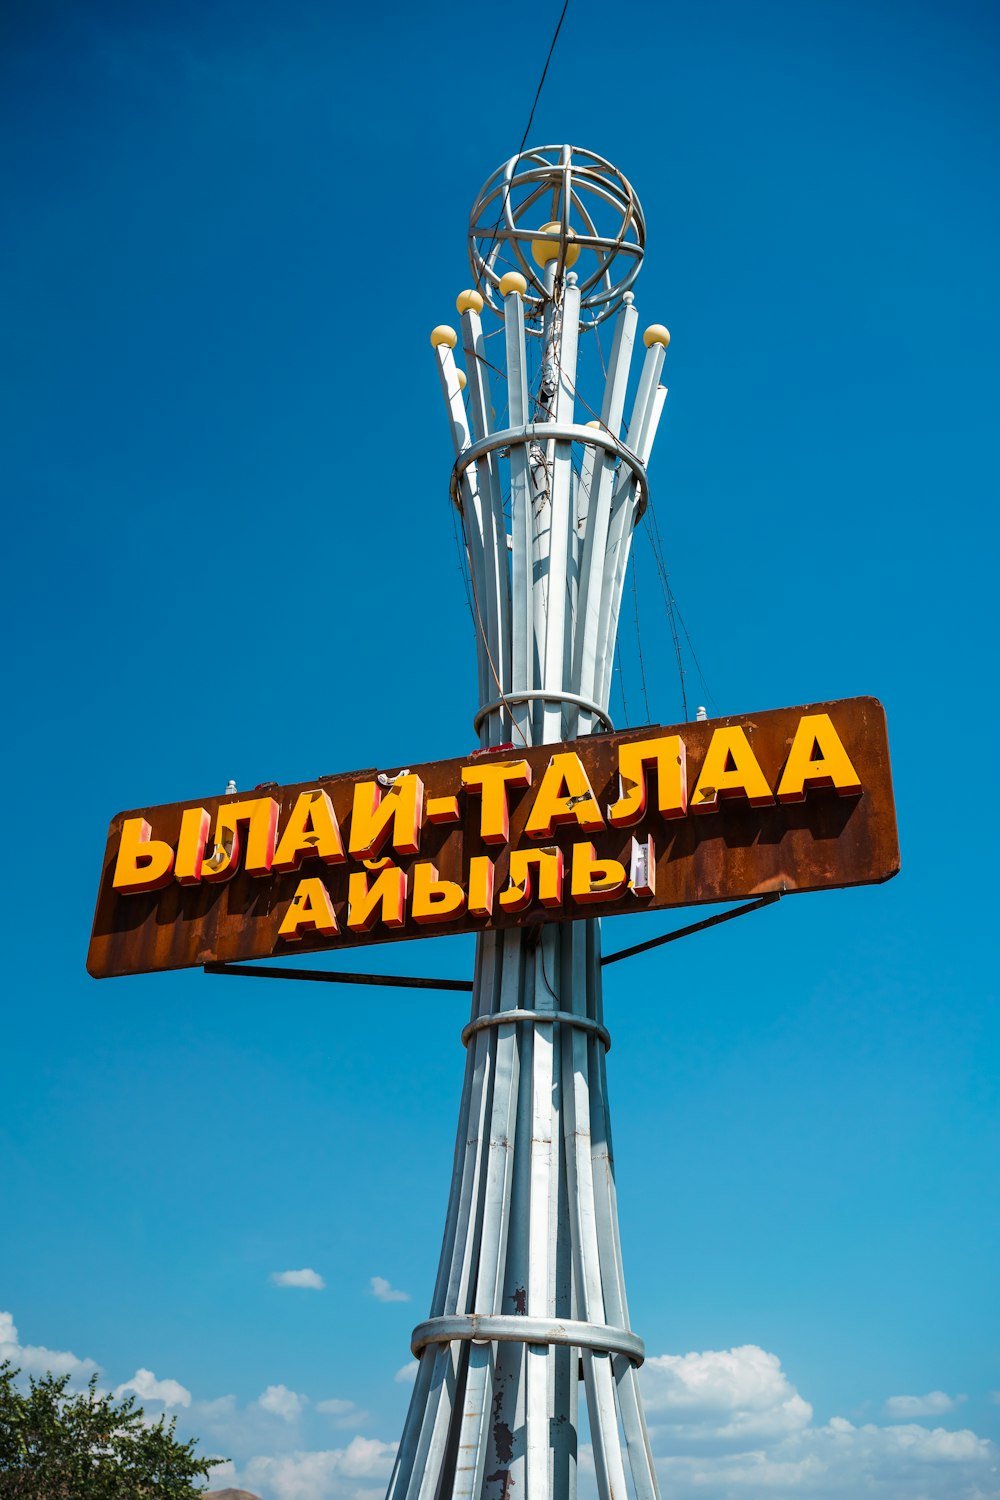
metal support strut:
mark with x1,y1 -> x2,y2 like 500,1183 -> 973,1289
202,894 -> 782,992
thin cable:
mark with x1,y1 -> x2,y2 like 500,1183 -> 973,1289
645,500 -> 716,712
450,493 -> 475,634
548,324 -> 611,433
529,268 -> 714,738
448,0 -> 575,756
594,319 -> 607,382
553,345 -> 709,725
467,348 -> 509,386
536,928 -> 561,1007
545,326 -> 697,731
643,520 -> 688,721
672,592 -> 717,712
663,578 -> 689,722
630,552 -> 651,723
614,637 -> 629,728
475,0 -> 571,294
462,515 -> 529,749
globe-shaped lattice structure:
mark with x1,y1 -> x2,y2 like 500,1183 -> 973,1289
468,144 -> 645,330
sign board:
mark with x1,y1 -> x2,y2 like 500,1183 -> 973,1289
87,696 -> 898,979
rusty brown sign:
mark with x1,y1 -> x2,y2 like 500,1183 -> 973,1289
87,696 -> 899,979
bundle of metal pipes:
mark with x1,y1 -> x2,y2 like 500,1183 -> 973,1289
387,145 -> 668,1500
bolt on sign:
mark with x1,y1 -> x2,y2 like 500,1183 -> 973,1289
88,697 -> 899,980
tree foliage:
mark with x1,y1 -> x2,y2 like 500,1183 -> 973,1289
0,1361 -> 220,1498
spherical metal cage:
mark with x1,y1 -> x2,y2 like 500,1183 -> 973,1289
468,144 -> 645,330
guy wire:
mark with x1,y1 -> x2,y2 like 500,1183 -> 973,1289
631,551 -> 651,723
645,499 -> 716,713
614,637 -> 630,728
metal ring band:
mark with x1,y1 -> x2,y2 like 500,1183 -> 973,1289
411,1314 -> 644,1366
474,688 -> 614,735
450,421 -> 649,523
462,1009 -> 611,1052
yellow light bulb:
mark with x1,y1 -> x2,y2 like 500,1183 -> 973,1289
499,271 -> 528,297
643,324 -> 670,349
531,221 -> 581,269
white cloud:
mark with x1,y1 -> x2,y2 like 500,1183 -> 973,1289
316,1397 -> 369,1428
394,1360 -> 419,1384
0,1310 -> 99,1382
114,1368 -> 191,1409
270,1268 -> 326,1290
885,1391 -> 966,1418
652,1422 -> 999,1500
192,1393 -> 238,1423
316,1397 -> 355,1416
643,1344 -> 812,1446
7,1306 -> 994,1500
232,1436 -> 397,1500
190,1391 -> 300,1462
258,1384 -> 307,1423
637,1346 -> 1000,1500
370,1276 -> 410,1304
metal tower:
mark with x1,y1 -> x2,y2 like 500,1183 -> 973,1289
387,145 -> 669,1500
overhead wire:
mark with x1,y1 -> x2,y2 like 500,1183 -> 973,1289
455,127 -> 560,740
454,0 -> 715,743
474,0 -> 572,297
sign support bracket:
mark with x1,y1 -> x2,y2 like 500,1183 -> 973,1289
601,891 -> 783,965
201,893 -> 783,991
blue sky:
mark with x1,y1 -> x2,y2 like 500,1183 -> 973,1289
2,1 -> 998,1496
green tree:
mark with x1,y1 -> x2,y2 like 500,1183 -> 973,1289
0,1360 -> 222,1498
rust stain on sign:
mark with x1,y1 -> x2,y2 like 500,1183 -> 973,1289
87,697 -> 899,979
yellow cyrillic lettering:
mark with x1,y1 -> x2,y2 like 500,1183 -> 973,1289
608,735 -> 687,827
273,789 -> 346,872
174,807 -> 211,885
346,866 -> 408,933
775,713 -> 863,802
278,877 -> 339,941
426,795 -> 461,824
498,848 -> 564,911
202,797 -> 280,882
524,753 -> 604,839
461,759 -> 531,844
411,862 -> 466,924
569,842 -> 627,905
468,855 -> 495,917
112,817 -> 175,894
691,727 -> 774,814
348,775 -> 425,860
